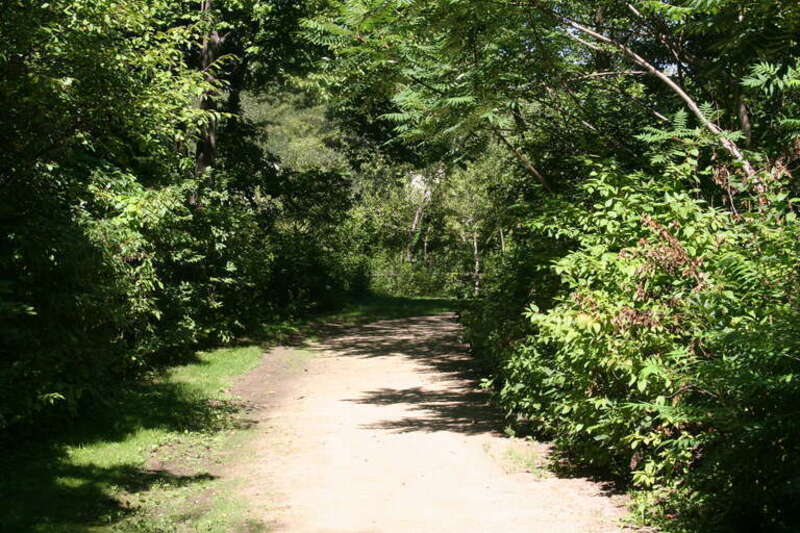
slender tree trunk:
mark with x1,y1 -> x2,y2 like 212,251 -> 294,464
406,182 -> 431,262
472,233 -> 481,296
532,3 -> 769,206
737,91 -> 753,147
406,202 -> 425,263
196,0 -> 222,177
556,12 -> 756,172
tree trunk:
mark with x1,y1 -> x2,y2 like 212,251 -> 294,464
196,0 -> 222,177
406,183 -> 430,262
541,6 -> 768,206
472,233 -> 481,296
737,91 -> 753,147
406,203 -> 425,262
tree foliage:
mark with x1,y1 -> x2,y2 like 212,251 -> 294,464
0,0 -> 361,431
3,0 -> 800,529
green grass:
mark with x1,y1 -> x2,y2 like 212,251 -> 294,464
0,346 -> 267,533
255,294 -> 460,344
318,293 -> 459,324
0,293 -> 457,532
483,438 -> 550,479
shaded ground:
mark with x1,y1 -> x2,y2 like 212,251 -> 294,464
0,297 -> 458,533
0,345 -> 267,533
223,314 -> 627,532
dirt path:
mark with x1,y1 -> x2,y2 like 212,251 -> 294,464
225,314 -> 626,532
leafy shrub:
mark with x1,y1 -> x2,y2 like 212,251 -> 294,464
468,148 -> 800,530
368,250 -> 453,297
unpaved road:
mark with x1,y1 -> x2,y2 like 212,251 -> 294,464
225,314 -> 626,532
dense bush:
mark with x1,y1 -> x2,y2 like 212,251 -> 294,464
464,144 -> 800,530
0,0 -> 364,431
368,250 -> 451,297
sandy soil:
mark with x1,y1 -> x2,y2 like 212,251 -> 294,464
224,314 -> 627,533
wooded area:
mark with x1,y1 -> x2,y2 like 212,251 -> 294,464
2,1 -> 799,531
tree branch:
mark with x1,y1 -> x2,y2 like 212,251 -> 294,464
530,1 -> 760,184
492,127 -> 552,192
573,70 -> 647,80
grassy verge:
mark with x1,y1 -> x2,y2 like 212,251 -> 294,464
257,293 -> 460,344
0,294 -> 457,532
0,346 -> 266,533
320,293 -> 458,324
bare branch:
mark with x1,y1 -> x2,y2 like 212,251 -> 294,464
574,70 -> 647,79
567,33 -> 605,52
626,2 -> 643,18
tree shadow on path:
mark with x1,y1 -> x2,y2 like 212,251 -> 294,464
323,314 -> 507,436
323,314 -> 626,499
